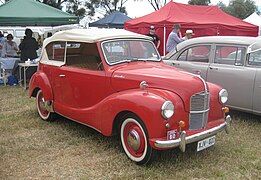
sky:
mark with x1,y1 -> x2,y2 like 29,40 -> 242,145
125,0 -> 261,18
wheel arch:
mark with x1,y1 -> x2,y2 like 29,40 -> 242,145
100,89 -> 170,138
112,110 -> 141,136
29,71 -> 53,101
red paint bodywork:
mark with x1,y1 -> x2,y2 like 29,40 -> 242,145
29,41 -> 225,150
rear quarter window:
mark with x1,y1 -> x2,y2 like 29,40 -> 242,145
46,41 -> 66,62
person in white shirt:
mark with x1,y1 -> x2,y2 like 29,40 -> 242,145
182,29 -> 195,40
1,34 -> 18,58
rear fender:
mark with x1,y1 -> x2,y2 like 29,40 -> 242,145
29,71 -> 53,101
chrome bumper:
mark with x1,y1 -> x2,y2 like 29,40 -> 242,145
154,115 -> 232,152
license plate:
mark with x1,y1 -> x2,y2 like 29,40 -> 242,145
167,130 -> 177,140
197,136 -> 216,152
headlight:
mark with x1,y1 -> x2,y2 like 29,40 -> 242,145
161,101 -> 174,119
219,89 -> 228,104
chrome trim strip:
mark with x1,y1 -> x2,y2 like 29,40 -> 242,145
56,112 -> 102,133
181,71 -> 208,92
154,115 -> 231,150
197,74 -> 208,93
190,109 -> 210,114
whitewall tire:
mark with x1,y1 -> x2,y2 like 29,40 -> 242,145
120,115 -> 156,165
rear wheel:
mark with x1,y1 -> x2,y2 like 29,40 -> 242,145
120,114 -> 156,165
36,90 -> 55,121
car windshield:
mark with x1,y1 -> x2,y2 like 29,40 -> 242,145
248,49 -> 261,66
102,40 -> 161,65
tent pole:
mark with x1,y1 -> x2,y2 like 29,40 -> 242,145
163,25 -> 166,56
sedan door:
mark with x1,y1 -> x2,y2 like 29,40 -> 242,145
248,49 -> 261,114
165,44 -> 213,79
206,45 -> 255,112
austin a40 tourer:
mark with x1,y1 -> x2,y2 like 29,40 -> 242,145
29,29 -> 231,165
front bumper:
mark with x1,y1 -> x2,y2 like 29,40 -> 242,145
154,115 -> 232,152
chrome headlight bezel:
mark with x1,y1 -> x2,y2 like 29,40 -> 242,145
161,101 -> 174,119
219,89 -> 228,104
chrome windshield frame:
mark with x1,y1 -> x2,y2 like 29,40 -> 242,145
101,38 -> 161,66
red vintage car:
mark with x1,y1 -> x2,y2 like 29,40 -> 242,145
29,29 -> 231,165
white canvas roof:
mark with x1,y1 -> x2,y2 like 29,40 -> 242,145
244,12 -> 261,36
43,28 -> 151,47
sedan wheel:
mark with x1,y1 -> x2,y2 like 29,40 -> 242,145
120,115 -> 156,165
36,90 -> 54,121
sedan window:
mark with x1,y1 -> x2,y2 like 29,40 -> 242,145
215,46 -> 245,66
177,45 -> 211,63
248,49 -> 261,66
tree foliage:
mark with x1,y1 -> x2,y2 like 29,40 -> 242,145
188,0 -> 210,5
40,0 -> 86,17
218,0 -> 257,19
1,0 -> 129,17
146,0 -> 167,11
86,0 -> 128,16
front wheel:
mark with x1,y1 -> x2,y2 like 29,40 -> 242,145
36,90 -> 55,121
120,114 -> 156,165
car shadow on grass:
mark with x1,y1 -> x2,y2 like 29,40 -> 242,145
40,114 -> 224,167
229,110 -> 260,122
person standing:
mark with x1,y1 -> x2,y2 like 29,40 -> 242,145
146,26 -> 160,49
0,31 -> 5,57
182,29 -> 194,40
19,28 -> 39,62
1,34 -> 18,57
166,24 -> 183,53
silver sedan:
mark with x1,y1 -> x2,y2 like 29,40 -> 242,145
163,36 -> 261,115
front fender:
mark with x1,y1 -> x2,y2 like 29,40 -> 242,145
99,88 -> 186,139
29,71 -> 53,101
207,82 -> 224,121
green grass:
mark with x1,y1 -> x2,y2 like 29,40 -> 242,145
0,86 -> 260,179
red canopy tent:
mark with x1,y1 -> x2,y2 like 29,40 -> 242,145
124,2 -> 258,55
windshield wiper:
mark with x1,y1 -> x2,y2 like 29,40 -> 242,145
128,58 -> 147,62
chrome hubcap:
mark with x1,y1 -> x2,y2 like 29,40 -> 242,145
39,97 -> 47,111
127,129 -> 141,152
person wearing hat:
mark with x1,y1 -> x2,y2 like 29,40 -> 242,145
1,34 -> 18,58
182,29 -> 194,40
146,26 -> 160,49
166,24 -> 183,53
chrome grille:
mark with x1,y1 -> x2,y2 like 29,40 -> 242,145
189,92 -> 210,130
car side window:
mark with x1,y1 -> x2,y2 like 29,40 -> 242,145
248,49 -> 261,66
215,46 -> 245,66
46,41 -> 66,62
177,45 -> 211,63
65,42 -> 103,71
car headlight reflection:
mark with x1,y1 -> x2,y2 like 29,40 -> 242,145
219,89 -> 228,104
161,101 -> 174,119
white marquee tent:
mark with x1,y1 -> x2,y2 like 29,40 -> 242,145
244,12 -> 261,36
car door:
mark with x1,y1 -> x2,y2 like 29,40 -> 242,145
54,42 -> 110,128
206,44 -> 255,112
248,49 -> 261,114
44,41 -> 67,106
165,44 -> 213,79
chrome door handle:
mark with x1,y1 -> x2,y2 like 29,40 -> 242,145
59,74 -> 66,77
172,62 -> 180,66
209,67 -> 218,70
